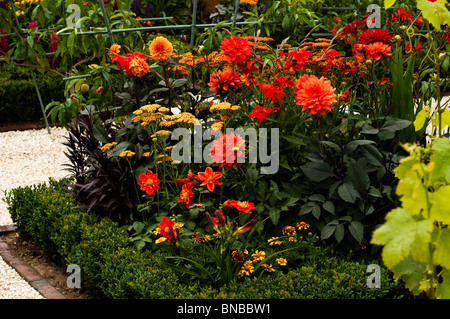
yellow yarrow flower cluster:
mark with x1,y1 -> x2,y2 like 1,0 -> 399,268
210,102 -> 240,112
132,104 -> 169,126
159,112 -> 199,128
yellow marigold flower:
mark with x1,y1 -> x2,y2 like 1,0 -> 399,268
251,250 -> 266,262
155,237 -> 167,244
149,36 -> 173,61
261,264 -> 275,272
276,258 -> 287,266
142,152 -> 151,157
238,260 -> 254,277
282,225 -> 296,236
268,237 -> 282,245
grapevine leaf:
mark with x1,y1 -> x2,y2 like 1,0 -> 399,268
430,185 -> 450,224
371,208 -> 433,269
436,268 -> 450,299
395,167 -> 428,216
392,256 -> 427,294
430,137 -> 450,183
384,0 -> 397,9
414,106 -> 430,131
432,228 -> 450,268
417,0 -> 450,31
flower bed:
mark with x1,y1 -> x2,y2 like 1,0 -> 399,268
2,0 -> 450,299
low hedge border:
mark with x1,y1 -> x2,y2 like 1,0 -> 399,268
5,178 -> 406,299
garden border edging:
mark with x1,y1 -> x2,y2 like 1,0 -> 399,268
0,225 -> 65,300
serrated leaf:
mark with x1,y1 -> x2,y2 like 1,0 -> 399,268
392,256 -> 427,294
371,208 -> 433,268
432,228 -> 450,268
430,185 -> 450,224
417,0 -> 450,31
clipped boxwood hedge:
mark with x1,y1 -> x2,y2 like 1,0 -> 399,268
5,178 -> 407,299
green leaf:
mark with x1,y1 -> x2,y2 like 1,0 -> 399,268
371,208 -> 433,268
323,201 -> 335,214
337,182 -> 359,203
430,137 -> 450,183
432,228 -> 450,268
414,106 -> 431,131
436,268 -> 450,299
430,185 -> 450,224
417,0 -> 450,31
93,124 -> 110,143
334,224 -> 345,243
348,221 -> 363,243
345,161 -> 370,193
379,118 -> 412,140
384,0 -> 397,9
392,256 -> 427,294
321,220 -> 338,240
345,140 -> 375,153
300,161 -> 334,182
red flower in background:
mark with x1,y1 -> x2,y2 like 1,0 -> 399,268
209,131 -> 246,169
138,170 -> 161,195
229,200 -> 256,213
295,74 -> 337,117
405,41 -> 422,54
211,209 -> 225,227
220,35 -> 252,64
178,183 -> 194,208
110,51 -> 146,76
357,29 -> 392,45
208,68 -> 242,93
287,48 -> 312,70
159,216 -> 176,241
249,105 -> 277,124
196,167 -> 223,192
258,83 -> 286,103
364,42 -> 392,61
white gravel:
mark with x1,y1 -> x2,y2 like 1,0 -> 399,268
0,126 -> 70,299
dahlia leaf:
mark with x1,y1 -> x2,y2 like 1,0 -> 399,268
337,182 -> 359,203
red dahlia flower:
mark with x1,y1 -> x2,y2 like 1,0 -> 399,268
357,29 -> 392,45
178,183 -> 194,208
138,170 -> 161,195
209,131 -> 246,169
249,105 -> 277,124
196,167 -> 223,192
220,35 -> 252,64
229,200 -> 256,213
159,216 -> 176,241
258,83 -> 286,103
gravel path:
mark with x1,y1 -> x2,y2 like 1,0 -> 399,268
0,126 -> 70,299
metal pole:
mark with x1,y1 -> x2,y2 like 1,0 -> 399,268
30,70 -> 51,134
189,0 -> 198,50
231,0 -> 240,32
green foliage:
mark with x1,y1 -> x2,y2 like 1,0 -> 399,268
0,67 -> 64,123
371,138 -> 450,298
6,179 -> 404,298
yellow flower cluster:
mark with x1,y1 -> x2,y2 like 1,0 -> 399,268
119,150 -> 135,158
132,104 -> 169,126
101,142 -> 117,151
15,0 -> 43,5
210,102 -> 240,112
159,112 -> 199,128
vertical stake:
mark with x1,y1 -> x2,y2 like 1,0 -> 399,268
31,70 -> 51,134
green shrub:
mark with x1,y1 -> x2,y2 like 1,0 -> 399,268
5,178 -> 407,299
0,67 -> 64,123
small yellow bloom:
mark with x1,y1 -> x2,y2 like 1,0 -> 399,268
276,258 -> 287,266
119,150 -> 135,158
261,264 -> 275,272
251,250 -> 266,262
296,221 -> 310,230
142,152 -> 151,157
155,237 -> 167,244
268,237 -> 282,245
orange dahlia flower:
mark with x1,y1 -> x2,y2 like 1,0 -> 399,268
129,54 -> 150,77
364,42 -> 392,61
149,36 -> 173,61
295,74 -> 337,117
208,68 -> 242,93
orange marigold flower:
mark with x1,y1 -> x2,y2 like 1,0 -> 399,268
296,221 -> 310,230
232,250 -> 245,263
208,68 -> 242,94
196,166 -> 223,192
149,36 -> 173,61
282,225 -> 296,236
137,170 -> 161,195
295,74 -> 337,117
220,35 -> 252,64
109,43 -> 121,60
129,54 -> 150,77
